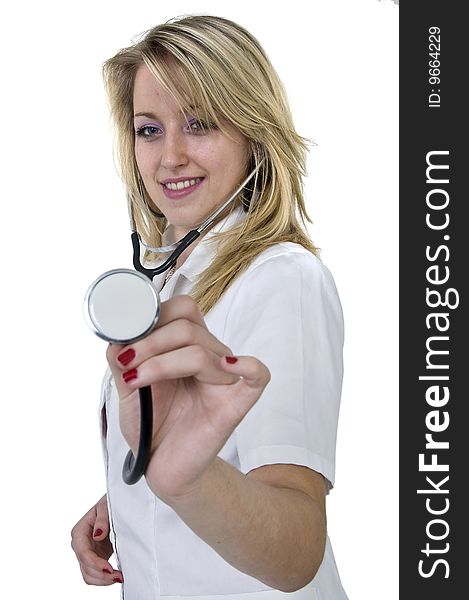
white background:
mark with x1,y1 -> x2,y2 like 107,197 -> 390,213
0,1 -> 398,598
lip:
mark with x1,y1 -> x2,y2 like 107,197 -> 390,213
160,176 -> 205,200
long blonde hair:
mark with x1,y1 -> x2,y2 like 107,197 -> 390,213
103,15 -> 318,314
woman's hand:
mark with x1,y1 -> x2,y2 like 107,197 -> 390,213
106,295 -> 270,501
71,495 -> 123,585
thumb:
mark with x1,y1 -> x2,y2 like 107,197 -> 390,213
220,355 -> 271,390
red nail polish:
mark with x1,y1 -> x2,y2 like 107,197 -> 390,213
123,368 -> 138,383
113,577 -> 123,584
117,348 -> 135,366
93,528 -> 103,537
225,356 -> 238,364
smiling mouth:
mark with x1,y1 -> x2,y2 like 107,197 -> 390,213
163,177 -> 204,191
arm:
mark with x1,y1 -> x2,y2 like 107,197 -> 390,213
163,460 -> 326,593
107,296 -> 326,590
161,254 -> 340,591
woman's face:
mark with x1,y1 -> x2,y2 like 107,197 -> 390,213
133,65 -> 250,238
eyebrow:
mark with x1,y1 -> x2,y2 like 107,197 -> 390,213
134,112 -> 159,119
134,106 -> 201,119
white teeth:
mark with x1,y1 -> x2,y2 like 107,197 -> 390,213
165,178 -> 201,191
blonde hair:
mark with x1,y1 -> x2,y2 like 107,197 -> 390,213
103,14 -> 318,314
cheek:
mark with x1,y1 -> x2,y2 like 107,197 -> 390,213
197,140 -> 248,175
135,145 -> 155,179
222,137 -> 250,172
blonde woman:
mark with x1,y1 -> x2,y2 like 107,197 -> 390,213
71,15 -> 348,600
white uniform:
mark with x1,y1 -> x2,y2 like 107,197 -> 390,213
99,207 -> 349,599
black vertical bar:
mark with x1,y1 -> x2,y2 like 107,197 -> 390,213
400,2 -> 467,597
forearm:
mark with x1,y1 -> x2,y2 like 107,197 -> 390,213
159,458 -> 326,592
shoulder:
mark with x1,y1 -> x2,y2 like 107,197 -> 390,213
206,242 -> 343,338
241,242 -> 340,301
247,242 -> 318,271
218,242 -> 342,329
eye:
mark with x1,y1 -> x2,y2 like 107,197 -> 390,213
185,117 -> 216,134
135,124 -> 163,139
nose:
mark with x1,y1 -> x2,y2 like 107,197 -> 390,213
160,129 -> 189,170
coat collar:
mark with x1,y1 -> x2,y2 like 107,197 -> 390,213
145,206 -> 247,291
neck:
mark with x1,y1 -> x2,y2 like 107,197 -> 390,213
170,204 -> 240,269
171,227 -> 205,270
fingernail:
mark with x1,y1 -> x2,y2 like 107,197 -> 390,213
103,568 -> 112,574
225,356 -> 238,364
93,528 -> 103,537
123,368 -> 138,383
118,348 -> 135,366
113,577 -> 124,584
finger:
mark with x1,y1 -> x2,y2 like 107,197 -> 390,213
79,562 -> 122,586
120,345 -> 241,388
71,511 -> 95,554
104,297 -> 204,373
74,539 -> 117,583
157,295 -> 206,329
71,521 -> 114,577
220,355 -> 271,390
218,355 -> 271,418
110,318 -> 232,372
93,497 -> 110,540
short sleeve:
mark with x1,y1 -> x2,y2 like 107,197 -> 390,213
223,247 -> 344,487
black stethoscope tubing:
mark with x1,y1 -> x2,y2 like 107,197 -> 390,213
131,228 -> 201,280
123,230 -> 201,484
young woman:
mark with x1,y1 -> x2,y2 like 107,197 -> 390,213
71,15 -> 348,599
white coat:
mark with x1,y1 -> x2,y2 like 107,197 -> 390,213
99,206 -> 349,599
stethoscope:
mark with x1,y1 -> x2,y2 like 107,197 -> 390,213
84,160 -> 263,485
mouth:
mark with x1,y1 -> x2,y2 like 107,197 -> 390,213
162,177 -> 204,190
160,177 -> 205,199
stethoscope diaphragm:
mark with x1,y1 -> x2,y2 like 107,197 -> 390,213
84,268 -> 160,344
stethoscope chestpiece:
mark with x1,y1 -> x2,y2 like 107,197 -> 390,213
84,268 -> 160,344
